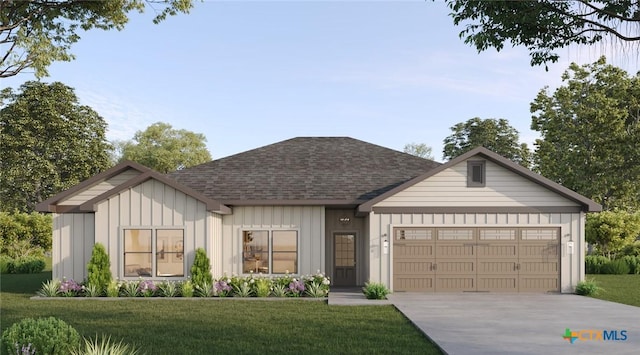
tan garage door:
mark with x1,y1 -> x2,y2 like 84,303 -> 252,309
393,227 -> 559,292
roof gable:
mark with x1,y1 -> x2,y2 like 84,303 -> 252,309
36,161 -> 231,214
358,147 -> 602,213
169,137 -> 441,205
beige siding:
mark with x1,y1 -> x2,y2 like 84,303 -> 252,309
369,211 -> 584,293
220,206 -> 325,277
94,179 -> 208,279
51,213 -> 95,281
374,160 -> 578,207
59,169 -> 141,205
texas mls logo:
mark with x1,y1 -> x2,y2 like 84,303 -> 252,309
563,328 -> 628,343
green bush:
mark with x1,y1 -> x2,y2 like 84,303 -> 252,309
1,317 -> 81,355
620,255 -> 640,274
362,282 -> 390,300
620,242 -> 640,257
190,248 -> 212,289
601,259 -> 631,274
0,255 -> 11,274
585,255 -> 610,274
12,255 -> 46,273
86,243 -> 112,295
0,211 -> 52,256
575,278 -> 602,296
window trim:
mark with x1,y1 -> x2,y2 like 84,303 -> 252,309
467,160 -> 486,187
241,228 -> 299,275
121,226 -> 186,280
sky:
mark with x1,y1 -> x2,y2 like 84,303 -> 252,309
3,1 -> 639,162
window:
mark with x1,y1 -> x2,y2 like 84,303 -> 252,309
467,160 -> 486,187
123,228 -> 184,278
243,230 -> 298,274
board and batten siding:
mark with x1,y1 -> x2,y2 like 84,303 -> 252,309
374,160 -> 578,207
368,211 -> 585,293
58,169 -> 141,205
51,213 -> 95,281
219,206 -> 325,277
94,179 -> 209,279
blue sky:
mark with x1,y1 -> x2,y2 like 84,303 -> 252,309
3,1 -> 637,162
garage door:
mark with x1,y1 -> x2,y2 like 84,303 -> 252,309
393,228 -> 559,292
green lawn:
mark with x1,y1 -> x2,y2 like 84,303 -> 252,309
0,271 -> 441,355
586,274 -> 640,307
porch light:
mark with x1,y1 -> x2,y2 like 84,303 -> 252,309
339,216 -> 351,225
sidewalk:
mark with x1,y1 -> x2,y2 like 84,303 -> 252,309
328,287 -> 392,306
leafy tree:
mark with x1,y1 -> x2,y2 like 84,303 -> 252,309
0,212 -> 52,256
1,0 -> 194,78
442,117 -> 531,167
119,122 -> 211,173
530,57 -> 640,210
190,248 -> 212,289
403,143 -> 434,160
86,243 -> 112,295
586,210 -> 640,258
447,1 -> 640,68
0,81 -> 112,212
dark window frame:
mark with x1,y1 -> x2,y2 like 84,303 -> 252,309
467,160 -> 486,187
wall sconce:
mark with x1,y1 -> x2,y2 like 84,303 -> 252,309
383,239 -> 389,255
338,216 -> 351,225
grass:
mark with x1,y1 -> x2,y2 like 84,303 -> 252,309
586,274 -> 640,307
0,271 -> 441,355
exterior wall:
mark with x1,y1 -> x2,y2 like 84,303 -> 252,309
51,213 -> 95,281
59,169 -> 141,205
219,206 -> 325,277
375,160 -> 578,207
94,179 -> 208,280
368,212 -> 584,293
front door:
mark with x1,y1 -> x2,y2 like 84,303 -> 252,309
333,233 -> 356,286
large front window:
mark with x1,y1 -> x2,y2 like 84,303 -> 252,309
243,230 -> 298,274
124,228 -> 184,278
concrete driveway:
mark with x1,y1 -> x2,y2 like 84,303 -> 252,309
388,293 -> 639,355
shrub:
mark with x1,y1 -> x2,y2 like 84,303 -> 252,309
620,255 -> 640,274
180,279 -> 194,297
601,259 -> 631,274
120,281 -> 140,297
585,255 -> 610,274
362,282 -> 390,300
0,255 -> 12,274
620,242 -> 640,257
157,281 -> 179,297
37,279 -> 61,297
71,334 -> 141,355
12,256 -> 46,274
1,317 -> 81,355
86,243 -> 112,295
190,248 -> 212,289
575,278 -> 602,296
106,280 -> 120,297
254,278 -> 271,297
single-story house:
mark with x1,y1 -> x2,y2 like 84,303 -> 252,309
36,137 -> 601,293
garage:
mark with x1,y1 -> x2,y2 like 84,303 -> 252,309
393,227 -> 560,292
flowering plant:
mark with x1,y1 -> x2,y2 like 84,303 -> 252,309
286,279 -> 305,297
59,278 -> 82,297
137,280 -> 157,297
214,279 -> 232,297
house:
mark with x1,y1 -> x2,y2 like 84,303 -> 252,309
36,137 -> 601,293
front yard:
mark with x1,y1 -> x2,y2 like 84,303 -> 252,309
0,271 -> 441,355
586,274 -> 640,307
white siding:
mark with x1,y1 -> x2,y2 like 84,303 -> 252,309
369,211 -> 584,293
220,206 -> 325,277
51,213 -> 95,281
375,160 -> 578,207
59,169 -> 141,205
94,179 -> 208,279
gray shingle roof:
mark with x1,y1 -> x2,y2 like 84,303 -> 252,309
168,137 -> 441,204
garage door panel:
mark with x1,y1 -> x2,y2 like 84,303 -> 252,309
394,243 -> 434,258
436,276 -> 474,291
394,260 -> 434,274
394,276 -> 434,291
478,277 -> 517,292
519,276 -> 559,292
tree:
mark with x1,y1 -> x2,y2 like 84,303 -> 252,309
190,247 -> 212,289
403,143 -> 434,160
586,210 -> 640,258
530,57 -> 640,210
0,81 -> 112,212
0,0 -> 194,78
442,117 -> 531,167
119,122 -> 211,173
447,1 -> 640,68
